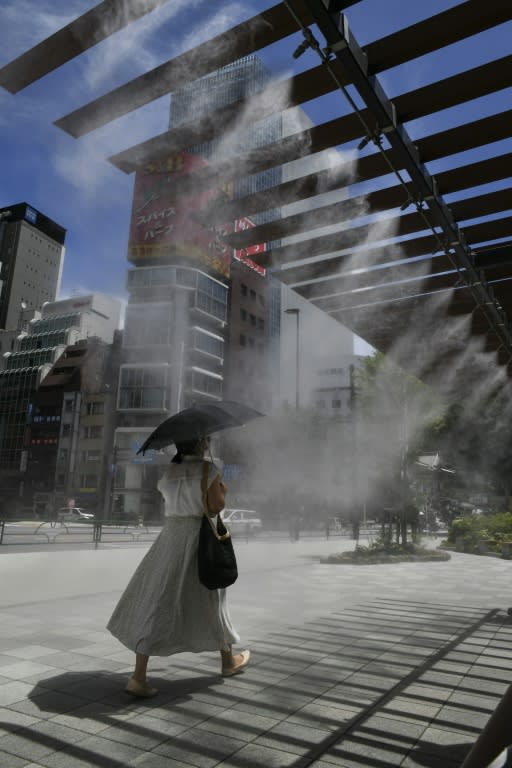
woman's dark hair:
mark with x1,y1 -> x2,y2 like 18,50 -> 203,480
171,438 -> 205,463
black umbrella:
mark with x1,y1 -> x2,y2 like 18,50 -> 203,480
137,400 -> 264,455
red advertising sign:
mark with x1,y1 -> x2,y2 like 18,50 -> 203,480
233,217 -> 266,276
128,153 -> 232,278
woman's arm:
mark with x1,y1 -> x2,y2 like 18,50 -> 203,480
207,475 -> 227,515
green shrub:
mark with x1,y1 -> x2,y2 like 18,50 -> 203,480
354,539 -> 419,557
447,512 -> 512,553
447,517 -> 480,544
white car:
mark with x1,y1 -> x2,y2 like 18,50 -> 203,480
221,509 -> 262,535
57,507 -> 95,524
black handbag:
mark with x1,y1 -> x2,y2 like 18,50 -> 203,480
197,462 -> 238,590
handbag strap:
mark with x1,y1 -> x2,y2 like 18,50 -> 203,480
201,461 -> 231,542
200,460 -> 210,517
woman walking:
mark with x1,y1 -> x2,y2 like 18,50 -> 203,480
107,437 -> 250,697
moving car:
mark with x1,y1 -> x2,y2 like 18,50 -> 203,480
57,507 -> 95,524
221,509 -> 262,535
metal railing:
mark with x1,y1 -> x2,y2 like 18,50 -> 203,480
0,518 -> 381,547
0,518 -> 162,546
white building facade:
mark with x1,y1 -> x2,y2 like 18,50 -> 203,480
113,265 -> 228,520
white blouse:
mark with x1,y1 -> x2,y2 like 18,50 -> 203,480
157,456 -> 222,518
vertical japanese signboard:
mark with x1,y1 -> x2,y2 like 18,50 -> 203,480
128,153 -> 232,279
233,217 -> 266,276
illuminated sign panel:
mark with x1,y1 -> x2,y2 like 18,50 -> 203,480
24,206 -> 37,225
233,217 -> 266,276
128,153 -> 232,278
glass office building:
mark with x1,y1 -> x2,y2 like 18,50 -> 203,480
114,57 -> 283,519
169,55 -> 282,225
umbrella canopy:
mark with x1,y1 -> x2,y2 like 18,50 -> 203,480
137,400 -> 264,455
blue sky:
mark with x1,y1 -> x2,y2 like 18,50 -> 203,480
0,0 -> 510,318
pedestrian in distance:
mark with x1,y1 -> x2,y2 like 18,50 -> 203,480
289,510 -> 301,541
107,436 -> 250,698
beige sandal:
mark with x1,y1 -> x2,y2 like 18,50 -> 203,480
222,650 -> 251,677
125,677 -> 159,697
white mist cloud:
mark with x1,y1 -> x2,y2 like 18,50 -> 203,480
81,0 -> 197,92
177,4 -> 245,59
51,93 -> 169,201
49,2 -> 247,212
81,1 -> 245,93
0,0 -> 91,63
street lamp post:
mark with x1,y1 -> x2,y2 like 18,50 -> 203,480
285,308 -> 300,410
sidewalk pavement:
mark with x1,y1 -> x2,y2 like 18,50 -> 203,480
0,537 -> 511,767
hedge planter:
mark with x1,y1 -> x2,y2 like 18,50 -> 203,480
321,547 -> 451,565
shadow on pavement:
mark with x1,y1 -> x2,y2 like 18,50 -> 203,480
27,669 -> 222,713
405,742 -> 474,767
0,672 -> 226,768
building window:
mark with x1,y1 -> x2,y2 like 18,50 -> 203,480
195,290 -> 227,322
5,348 -> 54,369
257,317 -> 264,331
124,303 -> 172,347
83,449 -> 101,461
188,369 -> 222,398
317,400 -> 326,409
80,474 -> 98,488
127,265 -> 184,291
250,289 -> 256,301
83,425 -> 103,439
114,430 -> 153,453
258,294 -> 265,307
240,334 -> 246,347
191,328 -> 223,358
249,314 -> 256,326
240,308 -> 247,322
332,400 -> 342,409
241,283 -> 248,297
86,402 -> 104,416
31,313 -> 81,334
118,365 -> 169,411
114,465 -> 126,487
62,424 -> 71,437
248,337 -> 255,348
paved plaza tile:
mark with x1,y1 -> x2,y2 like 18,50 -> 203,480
0,538 -> 511,766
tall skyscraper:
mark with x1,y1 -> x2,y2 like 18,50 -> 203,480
169,55 -> 283,415
0,203 -> 65,330
169,55 -> 282,222
113,56 -> 283,520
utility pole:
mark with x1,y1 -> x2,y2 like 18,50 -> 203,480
399,376 -> 409,545
285,308 -> 300,410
